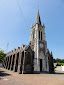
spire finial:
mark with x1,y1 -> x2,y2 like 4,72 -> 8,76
38,5 -> 39,10
51,51 -> 53,56
31,24 -> 32,28
51,51 -> 52,55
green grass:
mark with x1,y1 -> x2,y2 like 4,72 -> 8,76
58,63 -> 64,66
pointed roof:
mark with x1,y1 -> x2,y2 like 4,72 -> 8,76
35,10 -> 41,25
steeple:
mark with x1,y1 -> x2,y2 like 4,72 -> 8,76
35,10 -> 41,25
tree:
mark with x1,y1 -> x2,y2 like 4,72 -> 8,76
0,49 -> 6,63
53,58 -> 64,63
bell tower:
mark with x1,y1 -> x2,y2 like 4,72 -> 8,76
30,10 -> 49,72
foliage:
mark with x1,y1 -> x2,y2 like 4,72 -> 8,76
57,63 -> 64,66
53,58 -> 64,63
0,49 -> 6,63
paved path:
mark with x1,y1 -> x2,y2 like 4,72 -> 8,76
0,67 -> 64,85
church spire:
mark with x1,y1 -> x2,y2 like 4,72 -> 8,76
35,10 -> 41,25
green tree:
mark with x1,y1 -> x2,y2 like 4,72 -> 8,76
53,58 -> 64,63
0,49 -> 6,63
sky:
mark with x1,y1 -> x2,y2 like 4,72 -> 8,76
0,0 -> 64,59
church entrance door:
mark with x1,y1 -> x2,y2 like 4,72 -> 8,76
40,59 -> 42,71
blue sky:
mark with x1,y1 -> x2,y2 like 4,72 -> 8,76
0,0 -> 64,59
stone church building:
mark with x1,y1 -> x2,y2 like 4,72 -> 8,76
3,10 -> 54,74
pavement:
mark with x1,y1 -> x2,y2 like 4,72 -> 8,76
0,67 -> 64,85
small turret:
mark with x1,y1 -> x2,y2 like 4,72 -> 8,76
43,23 -> 45,28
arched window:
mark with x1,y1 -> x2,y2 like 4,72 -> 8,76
41,31 -> 42,40
39,31 -> 40,40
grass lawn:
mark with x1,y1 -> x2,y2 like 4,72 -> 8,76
58,63 -> 64,66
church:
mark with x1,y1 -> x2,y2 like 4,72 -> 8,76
3,10 -> 54,74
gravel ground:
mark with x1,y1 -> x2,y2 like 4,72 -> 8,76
0,67 -> 64,85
